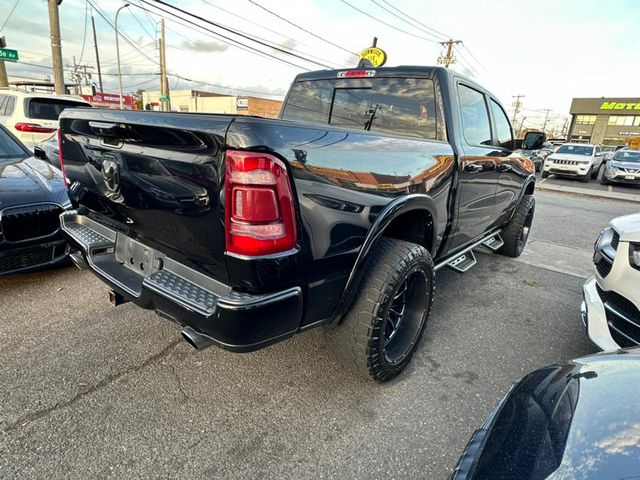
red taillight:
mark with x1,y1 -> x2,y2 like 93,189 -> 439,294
225,150 -> 297,256
57,129 -> 68,187
15,122 -> 56,133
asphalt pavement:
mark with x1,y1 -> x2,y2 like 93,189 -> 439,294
0,191 -> 638,479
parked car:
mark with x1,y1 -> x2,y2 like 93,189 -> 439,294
58,66 -> 542,381
582,213 -> 640,349
542,143 -> 604,182
451,349 -> 640,479
33,132 -> 60,168
0,90 -> 91,151
600,149 -> 640,186
0,125 -> 70,276
601,145 -> 617,162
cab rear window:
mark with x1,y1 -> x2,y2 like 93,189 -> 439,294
281,77 -> 444,141
27,98 -> 88,120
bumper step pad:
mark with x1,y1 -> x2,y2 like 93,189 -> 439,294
144,270 -> 217,315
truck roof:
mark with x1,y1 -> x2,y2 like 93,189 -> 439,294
292,66 -> 500,105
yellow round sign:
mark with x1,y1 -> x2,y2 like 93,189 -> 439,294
359,47 -> 387,68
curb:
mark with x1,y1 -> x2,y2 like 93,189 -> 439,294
536,181 -> 640,204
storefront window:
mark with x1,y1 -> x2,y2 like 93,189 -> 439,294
608,115 -> 636,126
576,115 -> 597,124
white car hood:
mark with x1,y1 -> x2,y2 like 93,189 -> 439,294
548,153 -> 592,161
611,213 -> 640,242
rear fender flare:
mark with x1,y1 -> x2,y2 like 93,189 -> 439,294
331,194 -> 438,324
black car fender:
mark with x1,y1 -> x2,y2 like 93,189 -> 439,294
330,193 -> 438,324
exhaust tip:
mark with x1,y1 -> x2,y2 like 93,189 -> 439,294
181,327 -> 214,350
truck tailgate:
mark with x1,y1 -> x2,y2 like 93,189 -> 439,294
59,109 -> 233,283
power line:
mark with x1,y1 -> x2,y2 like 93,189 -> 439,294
378,0 -> 449,39
136,0 -> 312,70
77,0 -> 90,64
247,0 -> 359,58
199,0 -> 347,68
129,8 -> 156,42
87,0 -> 159,65
0,0 -> 22,33
147,0 -> 333,69
368,0 -> 442,41
338,0 -> 438,43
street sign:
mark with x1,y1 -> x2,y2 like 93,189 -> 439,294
159,95 -> 169,102
0,48 -> 19,62
359,47 -> 386,68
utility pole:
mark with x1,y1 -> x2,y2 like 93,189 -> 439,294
541,109 -> 552,132
561,118 -> 569,139
511,94 -> 525,125
0,37 -> 8,88
48,0 -> 65,94
115,3 -> 130,109
91,14 -> 103,94
437,39 -> 462,68
159,19 -> 171,111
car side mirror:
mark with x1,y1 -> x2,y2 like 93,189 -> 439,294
522,131 -> 546,150
33,147 -> 46,159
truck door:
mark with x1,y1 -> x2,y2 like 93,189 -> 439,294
448,83 -> 498,249
488,98 -> 526,228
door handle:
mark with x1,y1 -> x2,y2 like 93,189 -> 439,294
464,163 -> 483,173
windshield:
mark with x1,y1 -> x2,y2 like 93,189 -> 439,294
612,150 -> 640,163
0,127 -> 28,162
556,145 -> 594,156
27,98 -> 89,120
281,77 -> 442,140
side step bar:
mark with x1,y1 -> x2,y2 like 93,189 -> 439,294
434,231 -> 502,274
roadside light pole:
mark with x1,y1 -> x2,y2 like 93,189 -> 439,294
115,3 -> 130,109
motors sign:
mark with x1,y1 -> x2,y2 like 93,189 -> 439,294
600,102 -> 640,111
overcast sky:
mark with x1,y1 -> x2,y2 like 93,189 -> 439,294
2,0 -> 639,131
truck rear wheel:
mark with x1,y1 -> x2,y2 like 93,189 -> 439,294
324,237 -> 434,382
498,195 -> 535,258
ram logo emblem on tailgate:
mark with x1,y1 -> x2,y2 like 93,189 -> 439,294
102,157 -> 120,193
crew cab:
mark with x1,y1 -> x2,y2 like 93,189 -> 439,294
58,66 -> 541,381
582,213 -> 640,350
542,143 -> 603,182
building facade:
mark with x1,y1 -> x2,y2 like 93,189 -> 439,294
568,97 -> 640,145
142,89 -> 282,118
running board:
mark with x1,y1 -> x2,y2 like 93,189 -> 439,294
434,230 -> 502,273
447,250 -> 477,273
482,233 -> 504,252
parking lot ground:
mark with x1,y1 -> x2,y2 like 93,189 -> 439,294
538,172 -> 640,203
0,192 -> 637,479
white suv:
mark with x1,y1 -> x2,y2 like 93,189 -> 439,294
542,143 -> 604,182
0,89 -> 91,150
582,213 -> 640,350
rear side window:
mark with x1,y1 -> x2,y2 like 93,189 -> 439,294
5,96 -> 15,115
458,84 -> 491,146
281,77 -> 442,140
27,98 -> 88,120
490,99 -> 513,150
0,95 -> 7,115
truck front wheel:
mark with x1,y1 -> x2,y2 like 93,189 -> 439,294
498,195 -> 535,258
324,237 -> 434,382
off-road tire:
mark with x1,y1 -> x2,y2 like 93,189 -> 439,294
541,171 -> 549,179
600,175 -> 609,185
498,195 -> 535,258
591,165 -> 600,180
324,237 -> 434,382
581,168 -> 591,183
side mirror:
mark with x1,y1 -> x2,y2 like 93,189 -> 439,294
522,131 -> 546,150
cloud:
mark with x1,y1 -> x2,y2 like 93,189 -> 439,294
180,39 -> 229,53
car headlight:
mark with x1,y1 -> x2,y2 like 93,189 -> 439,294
630,243 -> 640,270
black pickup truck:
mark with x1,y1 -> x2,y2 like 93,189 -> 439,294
58,66 -> 543,381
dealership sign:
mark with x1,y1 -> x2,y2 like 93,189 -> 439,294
600,102 -> 640,111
